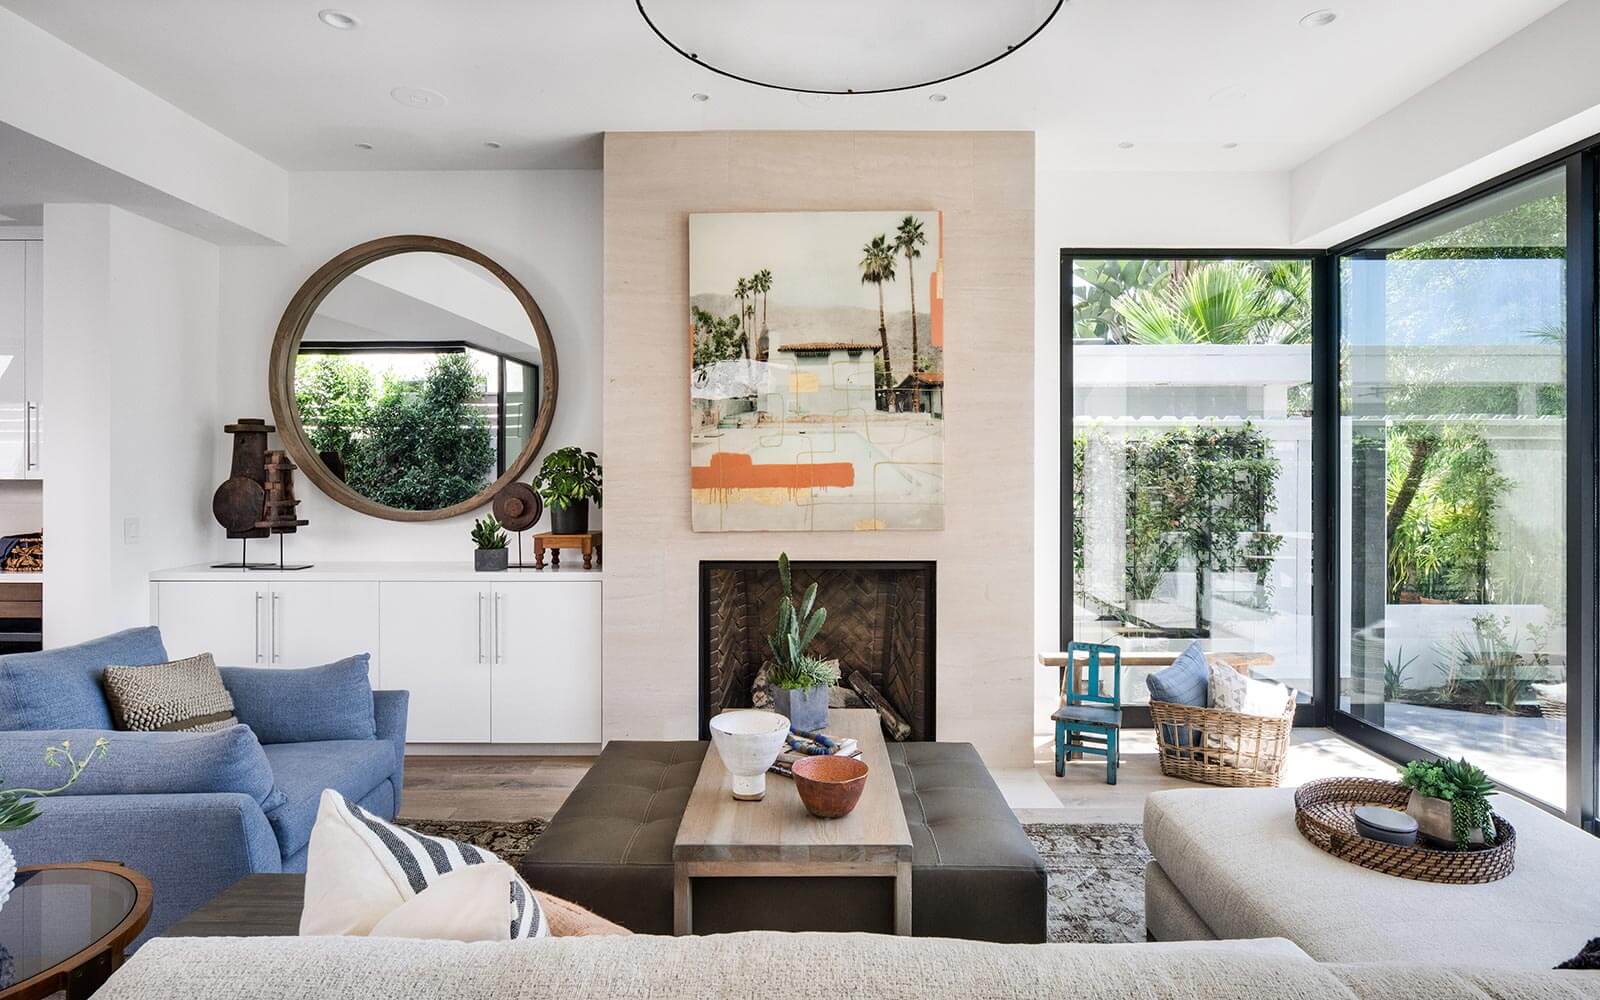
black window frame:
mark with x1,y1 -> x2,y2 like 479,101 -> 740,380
1060,138 -> 1600,833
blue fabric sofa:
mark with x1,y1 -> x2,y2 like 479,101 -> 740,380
0,627 -> 408,942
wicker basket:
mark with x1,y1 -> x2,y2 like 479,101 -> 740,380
1294,777 -> 1515,884
1149,691 -> 1296,788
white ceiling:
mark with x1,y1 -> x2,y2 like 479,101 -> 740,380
0,0 -> 1570,173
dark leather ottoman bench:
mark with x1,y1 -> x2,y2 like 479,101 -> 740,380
517,739 -> 1047,942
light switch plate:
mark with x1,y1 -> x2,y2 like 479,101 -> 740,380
123,516 -> 140,544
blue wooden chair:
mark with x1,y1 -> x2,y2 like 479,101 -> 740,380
1052,641 -> 1123,785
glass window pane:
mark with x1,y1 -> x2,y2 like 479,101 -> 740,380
1338,168 -> 1567,807
1070,258 -> 1315,705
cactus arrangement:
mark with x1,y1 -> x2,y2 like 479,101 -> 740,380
766,553 -> 838,691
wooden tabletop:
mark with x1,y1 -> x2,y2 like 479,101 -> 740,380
674,708 -> 912,866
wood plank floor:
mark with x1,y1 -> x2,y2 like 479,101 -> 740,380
399,729 -> 1396,825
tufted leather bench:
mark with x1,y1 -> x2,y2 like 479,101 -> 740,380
517,739 -> 1046,941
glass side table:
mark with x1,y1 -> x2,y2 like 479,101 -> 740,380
0,863 -> 152,1000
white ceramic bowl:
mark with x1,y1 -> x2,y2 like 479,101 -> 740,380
709,709 -> 790,801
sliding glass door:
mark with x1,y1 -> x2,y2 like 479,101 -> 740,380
1336,170 -> 1570,808
1064,254 -> 1317,720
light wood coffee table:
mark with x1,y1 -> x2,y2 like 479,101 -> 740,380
673,708 -> 913,935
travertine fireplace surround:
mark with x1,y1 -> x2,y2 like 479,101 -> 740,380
602,131 -> 1035,765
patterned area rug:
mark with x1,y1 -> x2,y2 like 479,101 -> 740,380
401,817 -> 1150,944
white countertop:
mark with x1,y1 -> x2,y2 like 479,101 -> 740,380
150,561 -> 602,583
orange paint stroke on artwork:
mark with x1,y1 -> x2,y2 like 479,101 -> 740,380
691,452 -> 855,493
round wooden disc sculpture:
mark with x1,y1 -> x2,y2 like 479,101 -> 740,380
492,482 -> 544,532
213,419 -> 273,539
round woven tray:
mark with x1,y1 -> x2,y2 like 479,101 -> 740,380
1294,777 -> 1515,884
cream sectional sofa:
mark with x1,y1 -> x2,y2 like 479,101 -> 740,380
1144,786 -> 1600,967
98,933 -> 1600,999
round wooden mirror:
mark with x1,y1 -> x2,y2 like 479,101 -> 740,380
269,235 -> 558,522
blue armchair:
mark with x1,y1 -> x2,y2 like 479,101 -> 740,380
0,627 -> 408,943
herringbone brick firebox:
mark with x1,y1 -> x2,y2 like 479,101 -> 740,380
698,561 -> 936,740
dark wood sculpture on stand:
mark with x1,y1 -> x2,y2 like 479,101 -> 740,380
211,419 -> 276,568
210,419 -> 312,570
492,482 -> 543,569
258,450 -> 311,570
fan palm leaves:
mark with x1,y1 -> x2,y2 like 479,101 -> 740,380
894,216 -> 928,388
751,268 -> 773,360
1111,260 -> 1311,345
860,234 -> 898,391
732,276 -> 752,359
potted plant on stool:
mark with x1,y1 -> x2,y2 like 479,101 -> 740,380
472,515 -> 509,572
766,553 -> 837,732
533,447 -> 602,534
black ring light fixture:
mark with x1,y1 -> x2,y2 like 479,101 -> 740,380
636,0 -> 1065,96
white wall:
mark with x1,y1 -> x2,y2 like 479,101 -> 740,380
43,204 -> 220,644
216,170 -> 602,563
1292,0 -> 1600,247
0,7 -> 286,244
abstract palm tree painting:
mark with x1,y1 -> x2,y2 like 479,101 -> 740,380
689,211 -> 945,531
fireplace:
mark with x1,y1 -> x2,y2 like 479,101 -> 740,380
698,560 -> 936,740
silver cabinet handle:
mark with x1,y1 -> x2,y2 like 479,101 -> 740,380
254,591 -> 264,663
22,403 -> 29,472
477,592 -> 486,663
494,592 -> 504,664
25,402 -> 37,471
271,591 -> 281,662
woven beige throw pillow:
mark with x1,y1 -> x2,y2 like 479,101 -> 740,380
103,652 -> 238,732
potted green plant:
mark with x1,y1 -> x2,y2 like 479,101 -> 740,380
765,553 -> 837,732
1,737 -> 110,911
532,447 -> 602,534
1399,757 -> 1498,850
471,515 -> 509,572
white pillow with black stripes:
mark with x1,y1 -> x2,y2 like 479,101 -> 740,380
299,789 -> 547,941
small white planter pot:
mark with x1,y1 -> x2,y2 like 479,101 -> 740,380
0,837 -> 13,913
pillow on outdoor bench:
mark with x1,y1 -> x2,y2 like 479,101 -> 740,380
0,725 -> 283,810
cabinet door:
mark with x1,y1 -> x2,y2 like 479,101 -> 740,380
267,582 -> 381,675
380,582 -> 491,743
491,582 -> 601,743
155,582 -> 266,666
22,240 -> 40,479
0,243 -> 26,479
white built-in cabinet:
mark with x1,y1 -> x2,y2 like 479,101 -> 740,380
149,565 -> 601,745
0,240 -> 43,480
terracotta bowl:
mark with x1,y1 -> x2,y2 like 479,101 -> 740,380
791,755 -> 869,819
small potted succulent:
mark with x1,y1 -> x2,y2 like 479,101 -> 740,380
532,447 -> 602,534
471,515 -> 509,572
1,737 -> 110,911
766,553 -> 837,732
1400,757 -> 1498,850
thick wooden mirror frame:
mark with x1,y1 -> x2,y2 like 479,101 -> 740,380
268,235 -> 559,523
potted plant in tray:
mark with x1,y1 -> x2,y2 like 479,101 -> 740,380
471,515 -> 509,572
1399,757 -> 1498,850
533,447 -> 602,534
766,553 -> 838,732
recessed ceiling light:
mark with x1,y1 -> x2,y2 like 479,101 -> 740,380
390,86 -> 447,110
317,9 -> 359,30
691,92 -> 710,102
928,93 -> 948,103
483,140 -> 503,149
1221,141 -> 1239,149
354,142 -> 373,150
1299,9 -> 1338,27
1116,141 -> 1135,150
